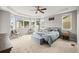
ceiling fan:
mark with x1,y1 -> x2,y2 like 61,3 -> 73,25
33,6 -> 47,14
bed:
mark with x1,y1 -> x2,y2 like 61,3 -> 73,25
32,27 -> 61,46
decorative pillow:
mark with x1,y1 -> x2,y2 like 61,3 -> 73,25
52,27 -> 59,31
52,27 -> 62,36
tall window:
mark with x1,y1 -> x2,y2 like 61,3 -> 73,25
62,13 -> 72,31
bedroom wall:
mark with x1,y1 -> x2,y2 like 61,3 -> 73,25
71,10 -> 77,35
40,14 -> 61,28
0,10 -> 12,51
71,10 -> 77,41
77,7 -> 79,52
0,10 -> 11,34
40,10 -> 77,41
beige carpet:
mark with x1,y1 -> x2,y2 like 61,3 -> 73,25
11,35 -> 77,53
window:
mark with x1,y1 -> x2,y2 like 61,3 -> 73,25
16,20 -> 29,28
16,21 -> 23,28
31,22 -> 35,27
62,13 -> 72,31
24,21 -> 29,28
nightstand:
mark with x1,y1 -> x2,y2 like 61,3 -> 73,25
62,31 -> 70,40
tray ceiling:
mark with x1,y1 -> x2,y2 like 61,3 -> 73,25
0,6 -> 77,18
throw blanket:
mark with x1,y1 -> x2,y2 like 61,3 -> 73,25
46,35 -> 53,46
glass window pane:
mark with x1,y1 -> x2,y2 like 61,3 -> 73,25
24,21 -> 29,28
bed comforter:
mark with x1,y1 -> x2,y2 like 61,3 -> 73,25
32,31 -> 59,46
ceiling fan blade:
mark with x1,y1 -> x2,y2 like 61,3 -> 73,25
41,8 -> 47,10
39,9 -> 44,13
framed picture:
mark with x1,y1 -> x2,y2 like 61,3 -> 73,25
62,13 -> 72,31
